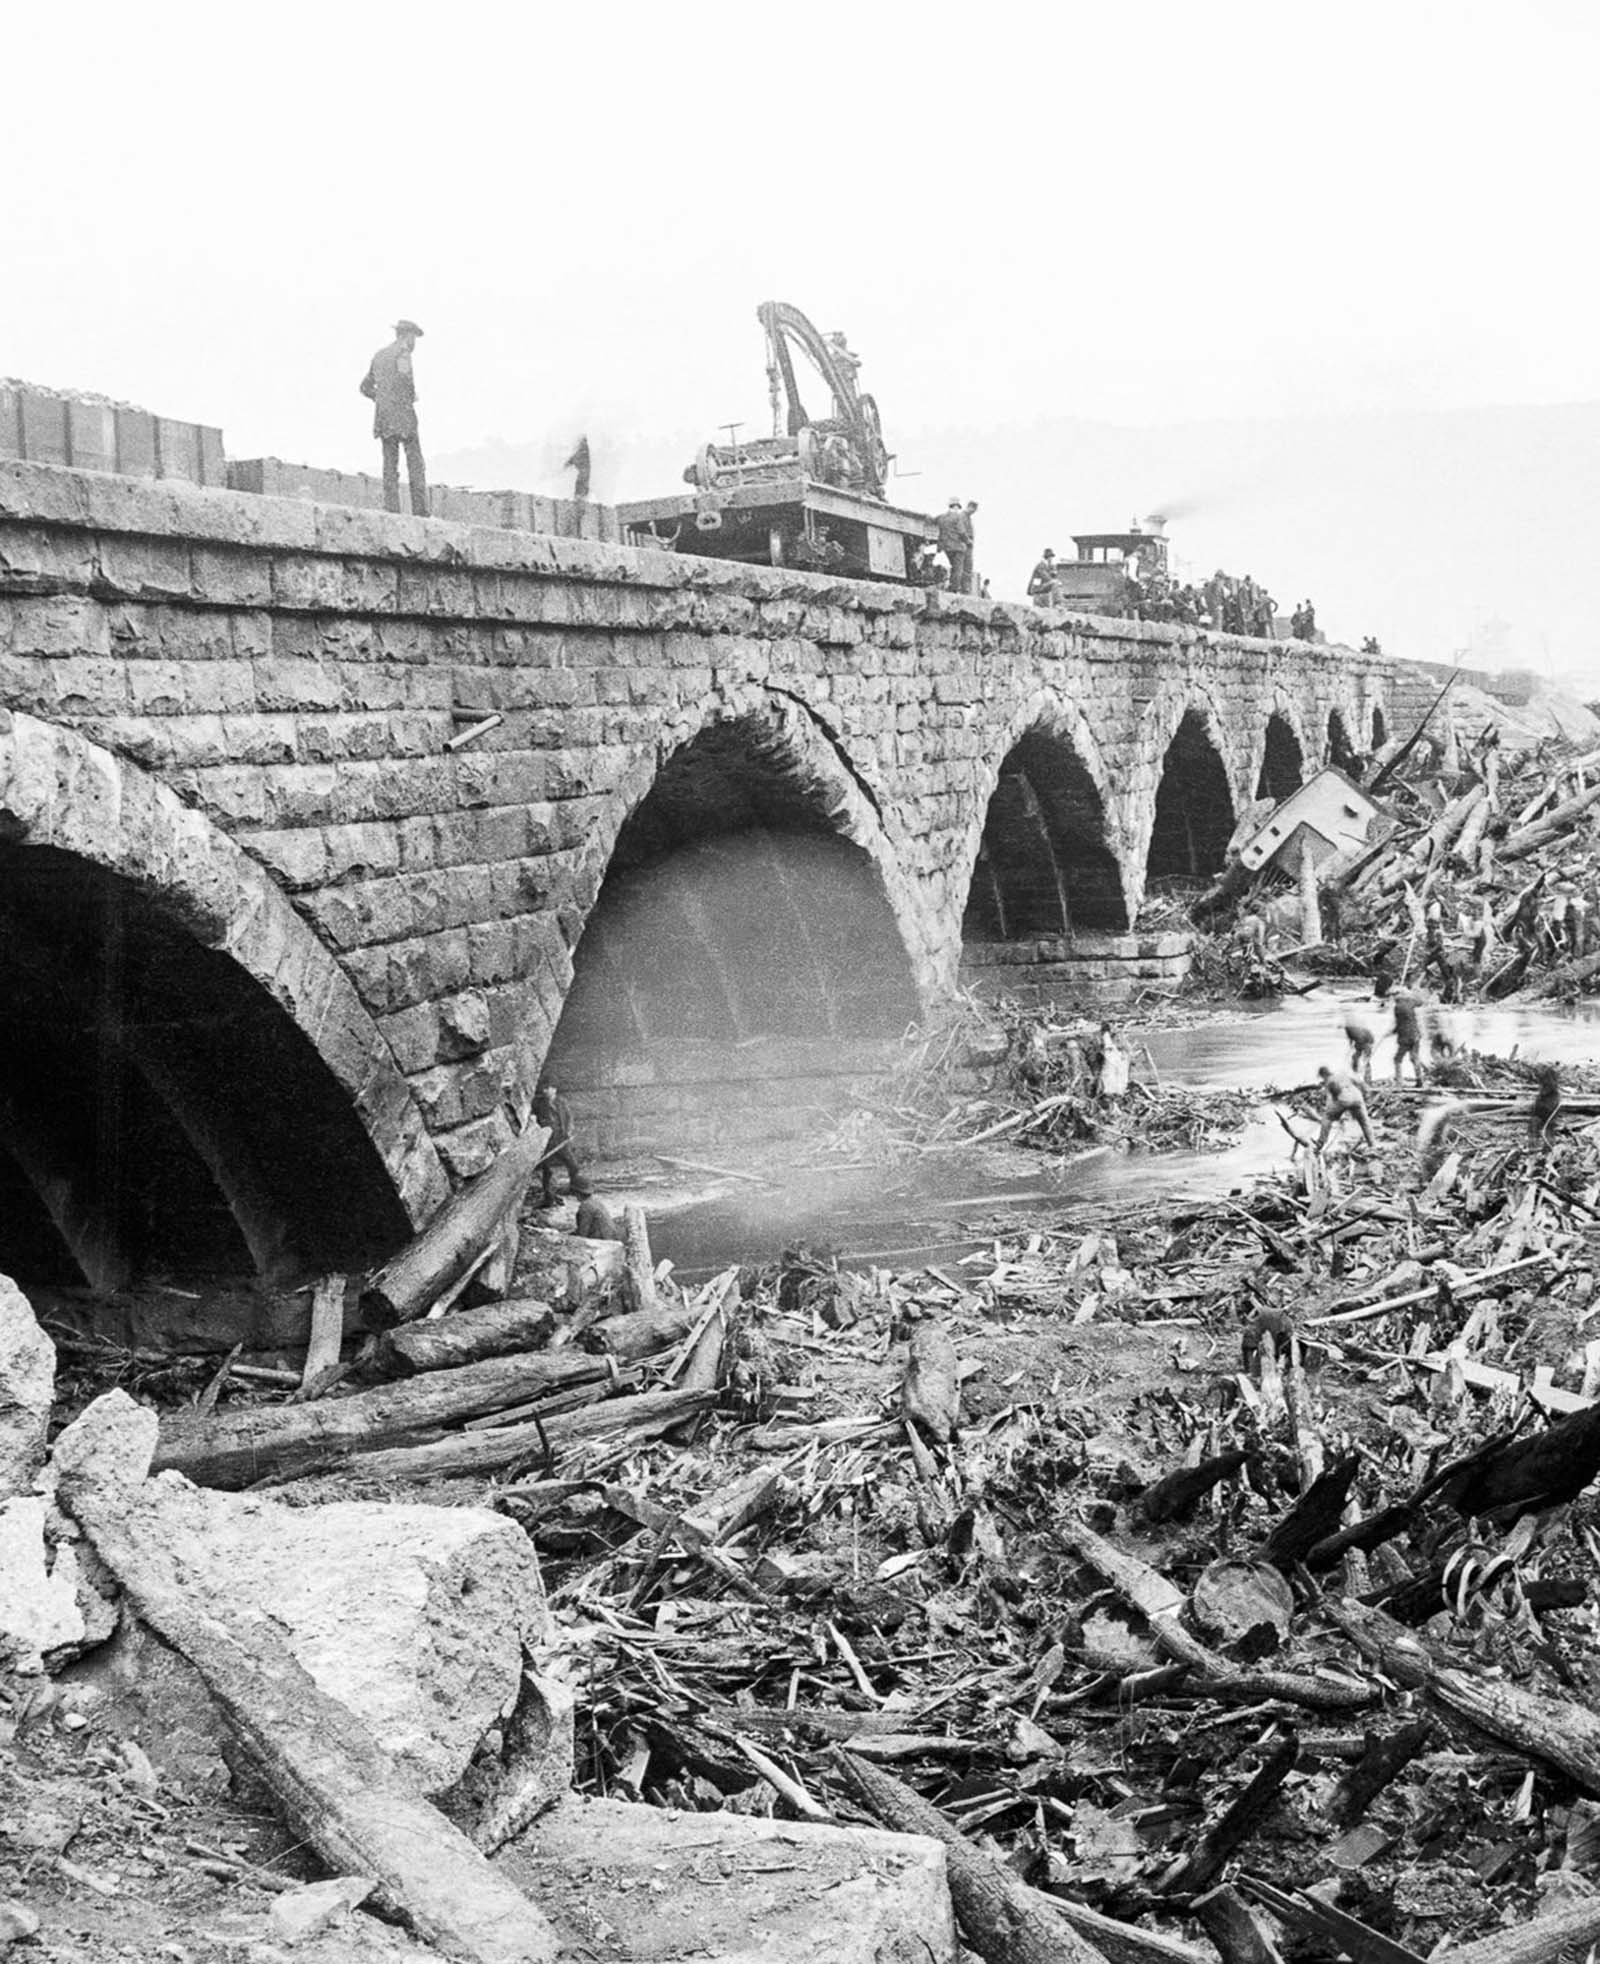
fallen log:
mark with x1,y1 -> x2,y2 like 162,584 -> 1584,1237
585,1296 -> 707,1364
360,1126 -> 549,1329
155,1347 -> 610,1488
832,1749 -> 1108,1964
330,1386 -> 714,1484
57,1420 -> 559,1962
1500,780 -> 1600,861
374,1297 -> 557,1376
1434,1897 -> 1600,1964
1328,1600 -> 1600,1797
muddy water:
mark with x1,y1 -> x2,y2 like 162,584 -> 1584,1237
1142,986 -> 1600,1090
637,991 -> 1600,1282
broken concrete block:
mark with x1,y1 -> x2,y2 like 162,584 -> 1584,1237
0,1275 -> 53,1499
268,1875 -> 375,1946
499,1795 -> 957,1964
442,1669 -> 576,1852
0,1497 -> 85,1672
97,1477 -> 550,1796
49,1388 -> 159,1508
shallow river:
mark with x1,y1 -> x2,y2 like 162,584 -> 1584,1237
639,990 -> 1600,1281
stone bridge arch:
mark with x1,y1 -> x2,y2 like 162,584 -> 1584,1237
956,695 -> 1128,956
1254,700 -> 1311,805
539,689 -> 925,1159
0,713 -> 443,1291
1135,691 -> 1239,908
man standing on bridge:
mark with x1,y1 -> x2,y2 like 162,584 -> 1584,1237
360,319 -> 429,516
936,499 -> 971,594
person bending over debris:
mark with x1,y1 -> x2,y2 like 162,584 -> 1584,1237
1530,1063 -> 1563,1144
1392,989 -> 1427,1085
1316,1064 -> 1376,1153
533,1080 -> 591,1206
1344,1006 -> 1377,1082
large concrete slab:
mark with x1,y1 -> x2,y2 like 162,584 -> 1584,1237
499,1795 -> 957,1963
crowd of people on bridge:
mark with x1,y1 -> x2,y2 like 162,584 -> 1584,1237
1025,550 -> 1321,641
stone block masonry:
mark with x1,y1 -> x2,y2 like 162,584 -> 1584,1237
0,455 -> 1401,1238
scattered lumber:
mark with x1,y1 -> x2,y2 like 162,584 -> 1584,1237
360,1126 -> 549,1329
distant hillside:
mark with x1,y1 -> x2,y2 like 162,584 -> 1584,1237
434,399 -> 1600,684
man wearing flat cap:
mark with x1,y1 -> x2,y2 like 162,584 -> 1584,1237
360,319 -> 429,516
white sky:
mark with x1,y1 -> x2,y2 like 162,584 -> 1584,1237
7,0 -> 1600,669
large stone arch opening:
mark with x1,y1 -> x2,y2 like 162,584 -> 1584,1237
543,706 -> 920,1160
1256,713 -> 1306,803
1372,704 -> 1389,749
0,716 -> 439,1294
962,729 -> 1127,942
1146,710 -> 1235,891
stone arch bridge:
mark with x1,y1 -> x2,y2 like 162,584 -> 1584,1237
0,459 -> 1401,1291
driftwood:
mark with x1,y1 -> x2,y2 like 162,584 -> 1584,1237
1435,1897 -> 1600,1964
1332,1719 -> 1434,1825
1499,779 -> 1600,861
57,1463 -> 558,1962
1194,1886 -> 1285,1964
1328,1600 -> 1600,1797
901,1317 -> 960,1443
374,1296 -> 557,1376
301,1275 -> 346,1389
360,1126 -> 549,1329
154,1348 -> 610,1488
329,1386 -> 714,1485
1258,1455 -> 1360,1571
833,1749 -> 1107,1964
1442,1398 -> 1600,1522
1159,1732 -> 1299,1895
585,1297 -> 708,1364
1139,1449 -> 1249,1524
620,1204 -> 657,1317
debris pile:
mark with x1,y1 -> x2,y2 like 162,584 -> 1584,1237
12,1042 -> 1600,1958
1222,710 -> 1600,1006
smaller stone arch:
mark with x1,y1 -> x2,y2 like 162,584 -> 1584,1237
1327,707 -> 1363,776
1146,706 -> 1237,891
1372,704 -> 1389,749
1256,711 -> 1306,803
962,725 -> 1128,940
